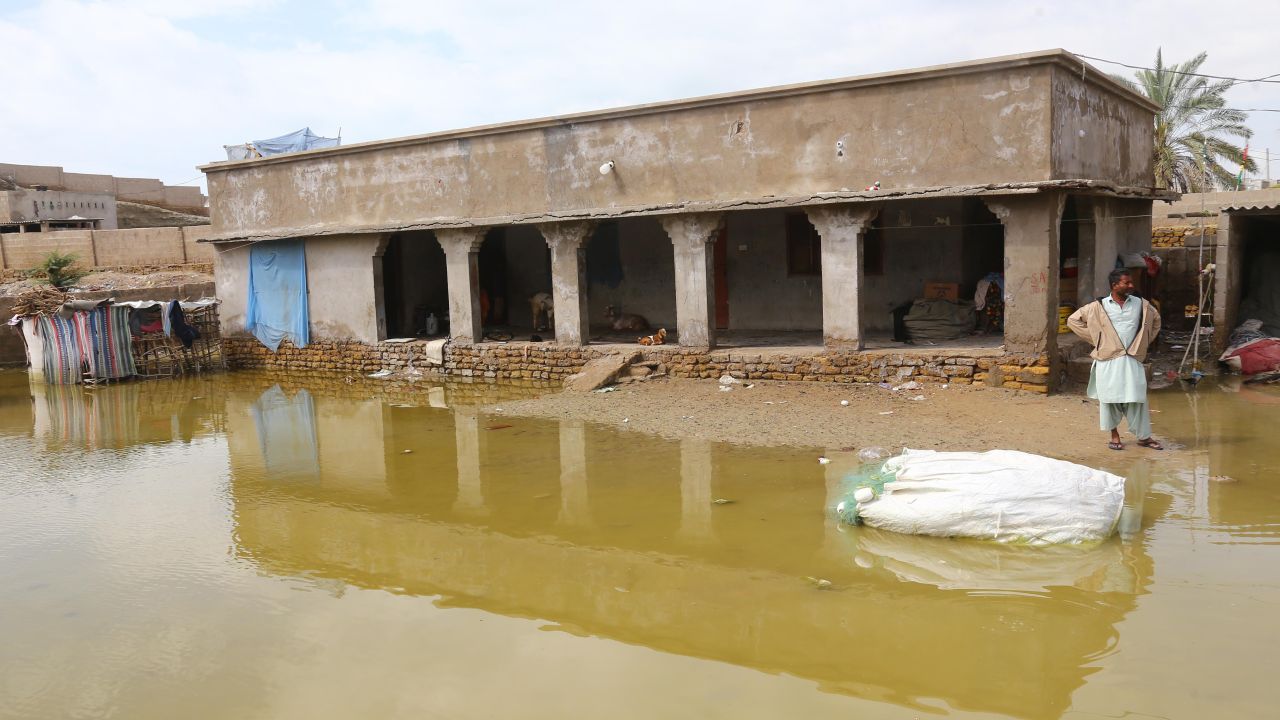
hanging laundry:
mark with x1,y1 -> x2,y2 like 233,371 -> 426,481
74,306 -> 136,380
37,313 -> 83,385
169,301 -> 200,349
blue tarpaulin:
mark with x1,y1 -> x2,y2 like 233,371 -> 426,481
246,239 -> 309,352
226,127 -> 339,160
252,127 -> 340,156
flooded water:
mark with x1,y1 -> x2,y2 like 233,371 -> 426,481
0,370 -> 1277,719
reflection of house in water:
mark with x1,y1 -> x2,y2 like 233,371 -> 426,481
28,377 -> 224,449
228,388 -> 1155,718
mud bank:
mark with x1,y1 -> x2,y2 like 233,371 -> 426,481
488,377 -> 1184,466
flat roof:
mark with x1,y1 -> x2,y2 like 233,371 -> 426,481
201,49 -> 1158,174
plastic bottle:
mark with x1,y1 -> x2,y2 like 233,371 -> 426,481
425,312 -> 439,336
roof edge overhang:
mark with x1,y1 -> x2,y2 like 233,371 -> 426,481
200,49 -> 1157,175
202,179 -> 1172,244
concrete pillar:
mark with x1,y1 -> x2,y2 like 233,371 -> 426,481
538,221 -> 595,346
435,228 -> 487,343
1213,212 -> 1240,354
557,419 -> 590,526
985,193 -> 1066,357
452,408 -> 486,516
660,213 -> 724,348
806,204 -> 881,348
1091,198 -> 1120,303
678,438 -> 714,543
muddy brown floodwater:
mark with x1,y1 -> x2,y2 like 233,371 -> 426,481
0,369 -> 1277,719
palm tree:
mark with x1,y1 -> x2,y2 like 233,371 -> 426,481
1115,49 -> 1256,192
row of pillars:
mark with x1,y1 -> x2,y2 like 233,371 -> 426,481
432,193 -> 1071,354
449,411 -> 781,543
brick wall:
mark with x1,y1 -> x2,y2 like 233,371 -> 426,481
224,338 -> 1054,393
0,227 -> 214,269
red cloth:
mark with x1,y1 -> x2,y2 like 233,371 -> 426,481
1143,255 -> 1161,278
1222,338 -> 1280,375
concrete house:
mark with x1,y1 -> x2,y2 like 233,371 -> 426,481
201,50 -> 1163,392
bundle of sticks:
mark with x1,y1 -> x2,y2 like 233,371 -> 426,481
9,287 -> 69,317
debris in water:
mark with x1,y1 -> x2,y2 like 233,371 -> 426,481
1209,475 -> 1238,483
858,447 -> 889,462
713,498 -> 735,505
533,493 -> 553,499
401,449 -> 413,454
805,577 -> 834,589
486,424 -> 513,431
818,456 -> 831,465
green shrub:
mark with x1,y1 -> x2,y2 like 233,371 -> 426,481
32,251 -> 89,289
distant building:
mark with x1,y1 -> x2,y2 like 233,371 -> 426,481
0,187 -> 118,232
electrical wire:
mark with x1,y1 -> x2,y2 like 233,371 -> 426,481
1073,52 -> 1280,86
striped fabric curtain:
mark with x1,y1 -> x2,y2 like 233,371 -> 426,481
38,306 -> 137,384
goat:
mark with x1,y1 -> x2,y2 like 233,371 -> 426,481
637,328 -> 667,346
529,292 -> 554,331
604,304 -> 650,332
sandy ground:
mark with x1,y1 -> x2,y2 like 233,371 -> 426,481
488,376 -> 1185,466
0,267 -> 213,295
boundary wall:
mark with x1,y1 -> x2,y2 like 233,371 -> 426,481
0,226 -> 213,269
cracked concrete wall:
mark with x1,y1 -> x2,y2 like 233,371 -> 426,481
213,241 -> 250,336
306,234 -> 387,343
724,210 -> 822,331
1050,67 -> 1154,187
204,60 -> 1120,240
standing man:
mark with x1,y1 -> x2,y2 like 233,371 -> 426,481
1067,269 -> 1163,450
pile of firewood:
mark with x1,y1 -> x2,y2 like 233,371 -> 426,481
9,286 -> 68,316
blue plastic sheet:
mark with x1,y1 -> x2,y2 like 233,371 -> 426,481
250,385 -> 319,480
246,239 -> 309,352
252,127 -> 339,157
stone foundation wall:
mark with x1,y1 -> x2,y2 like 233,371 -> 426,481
1151,223 -> 1216,248
225,337 -> 1053,393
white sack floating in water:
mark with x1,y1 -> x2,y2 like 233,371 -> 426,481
835,448 -> 1125,545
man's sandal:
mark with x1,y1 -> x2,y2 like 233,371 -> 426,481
1108,441 -> 1124,451
1137,438 -> 1164,450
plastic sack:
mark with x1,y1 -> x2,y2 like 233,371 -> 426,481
835,448 -> 1125,545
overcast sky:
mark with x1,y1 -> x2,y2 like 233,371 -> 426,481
4,0 -> 1280,194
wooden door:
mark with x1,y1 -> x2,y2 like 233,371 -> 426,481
714,226 -> 729,329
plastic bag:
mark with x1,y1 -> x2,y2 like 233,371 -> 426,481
835,448 -> 1125,545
